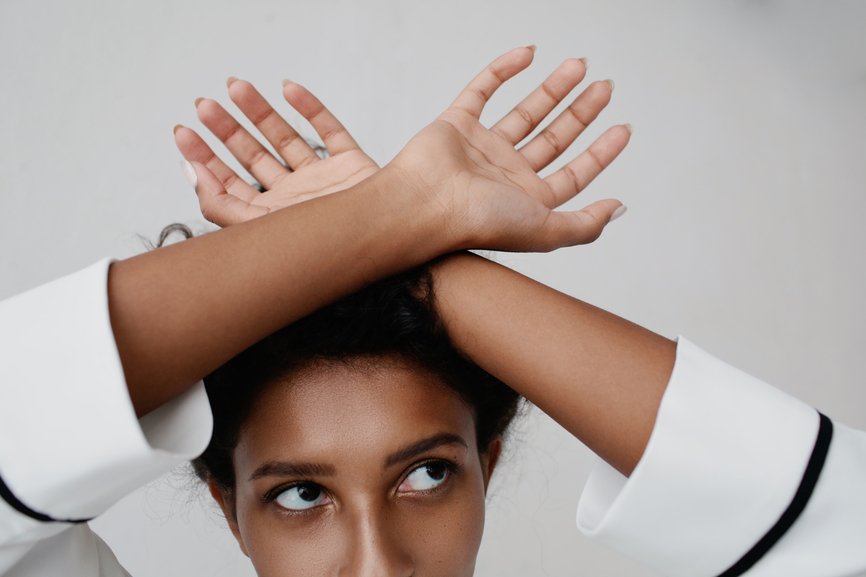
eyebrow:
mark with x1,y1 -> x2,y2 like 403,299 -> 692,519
247,433 -> 468,482
249,461 -> 336,481
383,433 -> 468,469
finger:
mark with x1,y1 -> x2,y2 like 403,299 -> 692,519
543,123 -> 632,206
541,199 -> 625,249
449,46 -> 537,118
185,161 -> 269,227
520,79 -> 614,172
226,78 -> 320,170
282,80 -> 361,156
195,96 -> 288,188
174,124 -> 260,203
490,57 -> 587,145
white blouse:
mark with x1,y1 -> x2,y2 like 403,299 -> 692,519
1,260 -> 864,577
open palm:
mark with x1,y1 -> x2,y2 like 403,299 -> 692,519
174,79 -> 378,225
177,47 -> 631,251
391,47 -> 631,251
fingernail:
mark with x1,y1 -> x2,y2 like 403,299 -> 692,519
606,79 -> 615,93
524,44 -> 537,53
173,124 -> 182,135
182,160 -> 198,188
623,123 -> 633,134
281,79 -> 293,87
578,57 -> 588,69
226,76 -> 238,87
610,205 -> 628,222
194,97 -> 205,107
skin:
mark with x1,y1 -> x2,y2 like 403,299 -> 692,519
166,46 -> 662,573
429,254 -> 675,476
110,47 -> 628,418
174,49 -> 626,232
209,358 -> 500,577
177,48 -> 667,476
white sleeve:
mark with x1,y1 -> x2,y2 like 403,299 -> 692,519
576,336 -> 866,577
0,260 -> 213,576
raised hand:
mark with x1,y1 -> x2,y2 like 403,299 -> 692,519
175,47 -> 630,253
388,46 -> 631,252
174,79 -> 378,225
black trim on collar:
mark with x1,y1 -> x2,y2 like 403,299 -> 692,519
717,411 -> 834,577
0,471 -> 92,524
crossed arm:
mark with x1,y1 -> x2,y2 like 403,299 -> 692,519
169,48 -> 665,476
167,60 -> 866,577
2,48 -> 862,577
113,47 -> 630,417
2,46 -> 861,577
430,254 -> 675,476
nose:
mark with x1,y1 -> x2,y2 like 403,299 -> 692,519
339,506 -> 414,577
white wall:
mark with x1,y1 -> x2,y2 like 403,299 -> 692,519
2,1 -> 864,575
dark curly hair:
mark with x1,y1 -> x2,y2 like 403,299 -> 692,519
178,253 -> 522,493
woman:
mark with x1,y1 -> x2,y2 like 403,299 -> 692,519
175,52 -> 866,577
0,46 -> 626,577
193,265 -> 521,577
0,47 -> 863,577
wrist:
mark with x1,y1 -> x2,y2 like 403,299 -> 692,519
370,163 -> 461,258
427,251 -> 493,319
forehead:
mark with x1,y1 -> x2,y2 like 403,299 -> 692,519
234,358 -> 478,471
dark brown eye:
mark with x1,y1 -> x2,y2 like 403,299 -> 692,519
297,485 -> 321,501
398,460 -> 454,493
274,483 -> 330,511
426,463 -> 447,481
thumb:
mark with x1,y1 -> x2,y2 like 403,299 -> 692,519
182,160 -> 268,227
541,199 -> 626,250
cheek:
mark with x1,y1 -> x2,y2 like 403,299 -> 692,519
396,476 -> 487,577
378,464 -> 488,577
237,505 -> 346,577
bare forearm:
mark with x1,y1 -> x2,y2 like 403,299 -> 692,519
110,168 -> 446,417
430,252 -> 676,476
116,47 -> 633,419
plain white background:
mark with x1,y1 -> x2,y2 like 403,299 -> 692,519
1,1 -> 864,575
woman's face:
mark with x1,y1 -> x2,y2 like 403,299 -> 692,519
211,357 -> 499,577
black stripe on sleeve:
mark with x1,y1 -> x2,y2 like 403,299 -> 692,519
0,471 -> 91,524
717,411 -> 834,577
